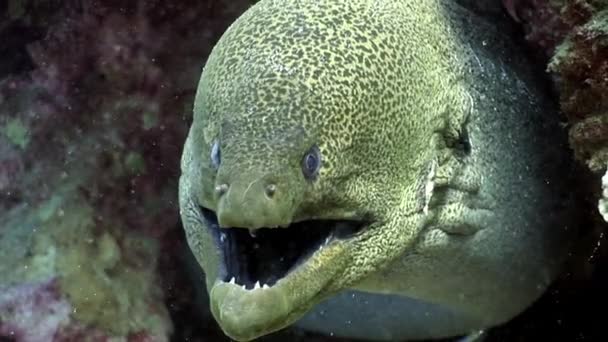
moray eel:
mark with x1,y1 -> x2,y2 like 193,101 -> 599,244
178,0 -> 576,340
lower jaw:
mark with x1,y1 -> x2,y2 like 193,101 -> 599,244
209,240 -> 348,341
210,278 -> 292,341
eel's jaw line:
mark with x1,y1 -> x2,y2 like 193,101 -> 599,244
218,230 -> 335,289
209,239 -> 347,341
198,206 -> 368,340
199,206 -> 368,288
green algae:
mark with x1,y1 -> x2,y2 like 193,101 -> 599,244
2,118 -> 29,149
142,111 -> 159,130
1,187 -> 171,337
43,196 -> 171,337
124,151 -> 147,175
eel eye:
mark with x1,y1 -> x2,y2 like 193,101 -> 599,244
210,140 -> 221,169
301,145 -> 321,180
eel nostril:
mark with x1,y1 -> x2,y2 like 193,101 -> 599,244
215,183 -> 229,196
265,184 -> 277,198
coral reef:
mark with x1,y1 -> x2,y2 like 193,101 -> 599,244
502,1 -> 608,224
546,2 -> 608,172
0,182 -> 173,341
0,0 -> 251,340
542,2 -> 608,225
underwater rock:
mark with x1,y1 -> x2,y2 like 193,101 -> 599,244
503,0 -> 572,54
0,187 -> 173,341
546,4 -> 608,172
504,1 -> 608,221
0,0 -> 252,340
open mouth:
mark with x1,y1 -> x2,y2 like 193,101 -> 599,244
199,206 -> 369,289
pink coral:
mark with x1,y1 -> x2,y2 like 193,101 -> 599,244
0,279 -> 71,342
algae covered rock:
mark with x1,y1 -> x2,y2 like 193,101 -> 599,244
0,185 -> 173,340
505,1 -> 608,222
0,0 -> 252,340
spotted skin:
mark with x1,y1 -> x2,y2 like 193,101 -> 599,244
179,0 -> 576,340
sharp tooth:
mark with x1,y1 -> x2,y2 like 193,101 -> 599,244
249,229 -> 257,238
220,233 -> 226,243
262,284 -> 270,289
229,277 -> 236,284
254,281 -> 261,289
241,284 -> 247,290
324,234 -> 333,245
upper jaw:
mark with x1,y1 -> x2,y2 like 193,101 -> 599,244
199,205 -> 371,288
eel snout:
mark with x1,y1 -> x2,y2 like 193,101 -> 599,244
214,176 -> 293,229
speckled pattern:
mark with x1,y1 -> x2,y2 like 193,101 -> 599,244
196,0 -> 467,222
179,0 -> 576,340
186,0 -> 464,278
